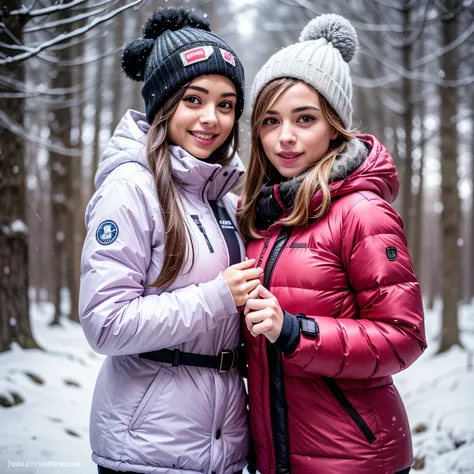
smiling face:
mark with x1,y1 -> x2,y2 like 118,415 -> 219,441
167,75 -> 237,159
259,81 -> 338,179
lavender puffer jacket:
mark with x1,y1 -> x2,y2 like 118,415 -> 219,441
79,110 -> 248,473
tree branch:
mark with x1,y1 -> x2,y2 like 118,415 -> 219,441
0,110 -> 82,157
0,0 -> 145,65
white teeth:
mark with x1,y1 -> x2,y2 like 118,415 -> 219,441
193,132 -> 214,140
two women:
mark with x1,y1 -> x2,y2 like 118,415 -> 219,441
80,7 -> 426,474
239,14 -> 426,474
79,8 -> 258,474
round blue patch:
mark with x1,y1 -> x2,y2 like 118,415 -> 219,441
96,220 -> 119,245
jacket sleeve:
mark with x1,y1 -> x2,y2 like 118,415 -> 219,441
285,195 -> 427,378
79,178 -> 237,356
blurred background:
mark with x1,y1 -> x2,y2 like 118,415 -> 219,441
1,0 -> 474,473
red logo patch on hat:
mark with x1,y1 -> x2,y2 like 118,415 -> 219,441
180,46 -> 214,67
220,48 -> 235,67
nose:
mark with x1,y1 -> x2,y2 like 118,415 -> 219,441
199,104 -> 218,127
279,122 -> 296,145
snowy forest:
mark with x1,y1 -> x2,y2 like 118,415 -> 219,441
1,0 -> 474,473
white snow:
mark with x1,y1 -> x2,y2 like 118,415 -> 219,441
1,300 -> 473,473
10,220 -> 29,234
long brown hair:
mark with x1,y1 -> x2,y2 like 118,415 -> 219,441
238,78 -> 356,239
147,85 -> 239,288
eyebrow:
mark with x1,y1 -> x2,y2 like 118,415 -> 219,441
186,86 -> 237,99
266,105 -> 321,114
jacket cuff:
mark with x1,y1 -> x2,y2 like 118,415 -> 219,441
273,310 -> 300,354
200,272 -> 238,320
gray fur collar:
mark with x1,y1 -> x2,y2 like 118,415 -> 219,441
278,137 -> 369,203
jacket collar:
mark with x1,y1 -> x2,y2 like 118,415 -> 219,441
168,145 -> 245,201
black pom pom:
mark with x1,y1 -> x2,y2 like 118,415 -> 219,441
143,7 -> 211,40
121,38 -> 155,82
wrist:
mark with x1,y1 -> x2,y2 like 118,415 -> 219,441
273,310 -> 300,354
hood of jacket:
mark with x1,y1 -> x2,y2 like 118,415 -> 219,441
309,134 -> 399,211
94,109 -> 245,201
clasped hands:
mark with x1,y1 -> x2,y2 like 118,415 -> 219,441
244,283 -> 284,344
221,258 -> 284,343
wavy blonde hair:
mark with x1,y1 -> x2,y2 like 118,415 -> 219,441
238,78 -> 355,239
147,86 -> 239,288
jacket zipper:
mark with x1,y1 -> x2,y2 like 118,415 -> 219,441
261,226 -> 294,474
323,377 -> 377,444
190,215 -> 214,254
201,168 -> 220,203
256,221 -> 281,268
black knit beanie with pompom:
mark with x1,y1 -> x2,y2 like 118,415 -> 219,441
122,7 -> 245,124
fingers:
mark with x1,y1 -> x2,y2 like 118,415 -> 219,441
232,258 -> 256,270
247,284 -> 262,300
245,308 -> 270,328
243,279 -> 261,295
243,297 -> 269,315
240,267 -> 264,281
257,285 -> 274,299
246,314 -> 274,337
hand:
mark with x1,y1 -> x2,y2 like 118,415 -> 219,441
244,285 -> 284,343
222,259 -> 263,307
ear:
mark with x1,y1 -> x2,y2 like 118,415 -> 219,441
331,128 -> 338,140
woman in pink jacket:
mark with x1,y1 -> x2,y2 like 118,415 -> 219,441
238,14 -> 426,474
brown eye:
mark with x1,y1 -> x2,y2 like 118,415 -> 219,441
263,117 -> 279,125
219,101 -> 234,110
184,96 -> 201,105
298,115 -> 315,123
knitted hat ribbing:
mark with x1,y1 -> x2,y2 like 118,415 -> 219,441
251,14 -> 358,128
122,8 -> 245,124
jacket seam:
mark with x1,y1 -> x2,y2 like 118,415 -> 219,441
355,278 -> 420,293
340,192 -> 370,245
102,355 -> 127,458
366,384 -> 386,472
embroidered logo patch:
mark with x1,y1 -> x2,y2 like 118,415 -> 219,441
180,46 -> 214,66
386,247 -> 398,261
96,220 -> 118,245
220,48 -> 235,66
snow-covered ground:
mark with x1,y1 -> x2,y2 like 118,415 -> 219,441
1,300 -> 474,473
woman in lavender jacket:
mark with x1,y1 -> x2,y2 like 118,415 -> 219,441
79,8 -> 261,474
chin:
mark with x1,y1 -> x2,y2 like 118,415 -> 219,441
277,166 -> 301,179
186,145 -> 213,160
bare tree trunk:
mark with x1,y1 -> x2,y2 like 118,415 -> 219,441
392,124 -> 402,213
400,1 -> 414,245
438,1 -> 462,353
0,0 -> 38,351
112,12 -> 126,131
49,14 -> 75,325
412,38 -> 426,285
469,105 -> 474,303
412,101 -> 425,285
426,208 -> 440,310
133,13 -> 144,112
91,27 -> 106,189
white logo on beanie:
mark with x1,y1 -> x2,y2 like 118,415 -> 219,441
180,46 -> 214,67
220,48 -> 235,67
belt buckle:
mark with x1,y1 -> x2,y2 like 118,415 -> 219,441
217,350 -> 236,373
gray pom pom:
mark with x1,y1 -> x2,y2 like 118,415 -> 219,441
299,14 -> 358,63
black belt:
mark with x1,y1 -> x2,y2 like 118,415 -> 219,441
138,347 -> 242,373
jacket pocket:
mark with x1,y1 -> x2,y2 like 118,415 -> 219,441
323,377 -> 377,444
128,365 -> 173,431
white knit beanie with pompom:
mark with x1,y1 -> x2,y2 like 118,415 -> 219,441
251,14 -> 358,128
